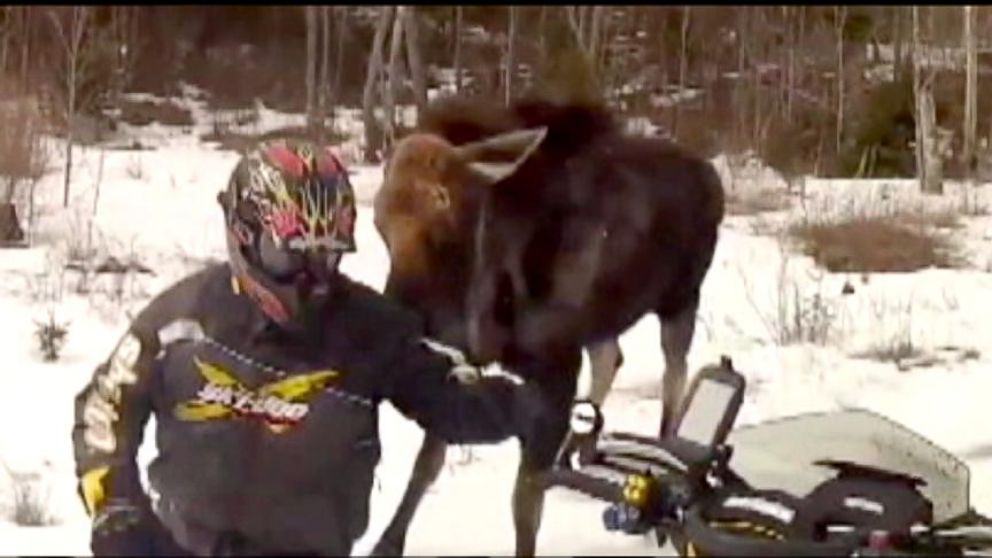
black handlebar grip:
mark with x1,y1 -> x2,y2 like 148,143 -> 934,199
544,468 -> 625,504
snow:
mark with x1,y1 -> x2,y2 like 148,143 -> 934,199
2,89 -> 992,556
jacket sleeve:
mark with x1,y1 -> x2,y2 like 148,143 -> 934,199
72,324 -> 161,519
73,264 -> 224,522
381,335 -> 549,445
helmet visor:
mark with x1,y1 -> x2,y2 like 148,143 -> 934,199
257,229 -> 342,282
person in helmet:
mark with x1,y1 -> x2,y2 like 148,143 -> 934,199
72,139 -> 553,556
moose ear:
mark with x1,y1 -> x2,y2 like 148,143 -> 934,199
457,127 -> 548,186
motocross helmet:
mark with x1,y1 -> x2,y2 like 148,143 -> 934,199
218,139 -> 357,327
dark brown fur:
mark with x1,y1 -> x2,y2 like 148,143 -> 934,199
371,95 -> 723,556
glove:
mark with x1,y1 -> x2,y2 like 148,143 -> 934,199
90,499 -> 159,557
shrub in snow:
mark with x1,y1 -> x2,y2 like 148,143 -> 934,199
0,460 -> 59,527
34,311 -> 69,362
738,241 -> 840,347
789,212 -> 957,273
125,154 -> 145,180
774,282 -> 838,346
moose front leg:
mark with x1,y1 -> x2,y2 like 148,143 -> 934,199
372,434 -> 447,556
555,338 -> 623,468
510,356 -> 579,557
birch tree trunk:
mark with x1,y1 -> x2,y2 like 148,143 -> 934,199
20,8 -> 33,88
788,6 -> 805,121
578,5 -> 589,47
49,7 -> 90,208
318,6 -> 331,127
835,5 -> 846,158
913,7 -> 943,194
913,6 -> 924,187
384,6 -> 406,150
505,5 -> 517,105
537,6 -> 548,63
453,6 -> 463,93
675,5 -> 690,138
893,7 -> 904,83
735,8 -> 747,147
305,6 -> 318,129
65,13 -> 78,208
0,8 -> 10,74
332,7 -> 347,104
403,7 -> 427,112
964,5 -> 978,175
589,5 -> 605,74
748,10 -> 761,147
784,6 -> 795,119
362,6 -> 393,162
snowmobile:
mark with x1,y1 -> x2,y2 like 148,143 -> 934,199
546,357 -> 992,556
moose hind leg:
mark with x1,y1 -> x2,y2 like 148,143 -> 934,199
659,300 -> 698,438
587,337 -> 624,406
371,434 -> 447,556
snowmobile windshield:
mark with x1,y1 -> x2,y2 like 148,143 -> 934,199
726,408 -> 970,523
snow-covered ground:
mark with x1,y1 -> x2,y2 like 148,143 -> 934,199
1,91 -> 991,556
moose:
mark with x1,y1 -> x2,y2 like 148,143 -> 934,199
371,95 -> 725,556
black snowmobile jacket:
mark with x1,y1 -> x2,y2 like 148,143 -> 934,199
72,262 -> 548,556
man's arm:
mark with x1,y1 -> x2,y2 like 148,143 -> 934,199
381,336 -> 549,445
73,325 -> 160,535
73,265 -> 222,555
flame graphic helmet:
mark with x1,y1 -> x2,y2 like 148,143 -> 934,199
218,138 -> 357,325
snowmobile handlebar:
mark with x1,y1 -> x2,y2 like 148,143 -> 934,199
547,358 -> 992,555
546,430 -> 992,556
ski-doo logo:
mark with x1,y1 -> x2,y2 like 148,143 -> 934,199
174,357 -> 338,434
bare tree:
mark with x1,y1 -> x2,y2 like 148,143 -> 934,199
384,6 -> 406,149
745,9 -> 763,147
575,6 -> 589,47
403,7 -> 427,112
332,6 -> 347,104
0,7 -> 12,73
913,6 -> 943,194
566,6 -> 587,54
47,6 -> 92,208
588,6 -> 605,73
505,6 -> 517,105
537,6 -> 547,65
789,7 -> 806,120
734,7 -> 748,146
913,5 -> 923,185
318,6 -> 331,127
675,6 -> 691,137
963,5 -> 978,176
106,6 -> 141,115
835,5 -> 846,158
305,6 -> 318,129
362,6 -> 393,162
453,6 -> 463,93
893,7 -> 905,82
17,8 -> 36,90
